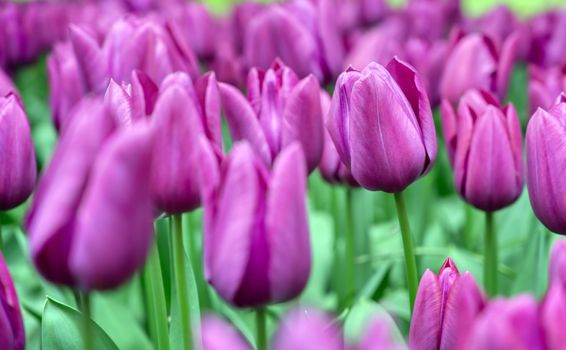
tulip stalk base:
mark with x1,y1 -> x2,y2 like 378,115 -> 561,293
393,192 -> 418,314
142,241 -> 169,350
256,308 -> 267,350
172,215 -> 193,350
484,212 -> 497,296
345,189 -> 356,304
80,293 -> 93,350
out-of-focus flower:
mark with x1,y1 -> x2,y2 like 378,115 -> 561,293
441,90 -> 523,211
527,9 -> 566,68
410,258 -> 485,350
26,100 -> 155,291
541,285 -> 566,350
0,254 -> 25,350
151,72 -> 221,214
0,69 -> 15,97
272,308 -> 343,350
327,58 -> 436,193
200,141 -> 310,308
528,64 -> 566,115
440,32 -> 518,104
526,94 -> 566,234
201,315 -> 251,350
464,5 -> 521,51
219,60 -> 323,173
463,295 -> 544,350
359,315 -> 406,350
0,94 -> 36,211
405,0 -> 460,41
549,240 -> 566,288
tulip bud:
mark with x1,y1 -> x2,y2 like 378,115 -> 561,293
549,240 -> 566,288
201,315 -> 251,350
526,94 -> 566,234
326,58 -> 437,193
463,295 -> 544,350
272,308 -> 343,350
0,94 -> 36,210
441,90 -> 523,211
528,64 -> 566,116
359,315 -> 406,350
0,254 -> 25,350
151,71 -> 221,214
410,258 -> 485,350
541,285 -> 566,350
200,141 -> 311,307
219,60 -> 323,173
440,32 -> 518,104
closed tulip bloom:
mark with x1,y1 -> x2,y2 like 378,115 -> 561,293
151,72 -> 221,214
219,60 -> 323,173
463,296 -> 544,350
200,141 -> 310,307
0,94 -> 36,210
201,315 -> 251,350
526,94 -> 566,234
528,10 -> 566,68
0,254 -> 25,350
272,308 -> 343,350
541,285 -> 566,350
440,32 -> 518,104
549,240 -> 566,287
441,90 -> 523,211
359,316 -> 406,350
327,58 -> 437,192
528,64 -> 566,116
410,258 -> 485,350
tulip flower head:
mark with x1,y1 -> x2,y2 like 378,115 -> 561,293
359,315 -> 406,350
528,64 -> 566,116
541,284 -> 566,350
0,94 -> 36,210
326,57 -> 437,193
441,89 -> 523,212
201,315 -> 251,350
410,258 -> 485,350
526,94 -> 566,234
200,141 -> 311,308
0,254 -> 25,350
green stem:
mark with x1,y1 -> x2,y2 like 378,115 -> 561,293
81,293 -> 93,350
464,205 -> 474,249
484,212 -> 497,296
345,189 -> 356,303
172,214 -> 193,350
393,192 -> 418,314
142,242 -> 170,350
256,308 -> 267,350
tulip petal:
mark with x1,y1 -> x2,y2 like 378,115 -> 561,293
440,99 -> 457,165
201,315 -> 252,350
504,103 -> 524,190
542,285 -> 566,350
195,72 -> 223,150
549,240 -> 566,288
131,70 -> 158,119
0,255 -> 24,350
409,270 -> 441,350
104,80 -> 133,127
69,25 -> 107,93
496,31 -> 519,101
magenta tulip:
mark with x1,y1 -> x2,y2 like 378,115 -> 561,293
0,94 -> 36,210
201,315 -> 251,350
0,254 -> 25,350
528,64 -> 566,116
327,57 -> 437,192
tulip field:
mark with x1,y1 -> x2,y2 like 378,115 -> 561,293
3,0 -> 566,349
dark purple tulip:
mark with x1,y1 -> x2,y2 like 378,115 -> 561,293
0,94 -> 36,210
151,71 -> 221,214
0,254 -> 25,350
440,32 -> 518,104
219,60 -> 323,173
527,9 -> 566,68
358,316 -> 405,350
327,58 -> 437,193
201,315 -> 251,350
441,90 -> 523,212
463,296 -> 544,350
410,258 -> 485,350
0,68 -> 15,97
272,308 -> 343,350
27,99 -> 155,290
200,141 -> 310,308
549,240 -> 566,288
541,285 -> 566,350
526,94 -> 566,234
528,64 -> 566,116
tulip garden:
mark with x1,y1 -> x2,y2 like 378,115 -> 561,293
2,0 -> 566,349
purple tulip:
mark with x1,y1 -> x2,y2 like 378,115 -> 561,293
151,71 -> 221,214
541,285 -> 566,350
358,316 -> 405,350
200,141 -> 310,307
272,308 -> 343,350
528,64 -> 566,116
326,58 -> 437,193
527,9 -> 566,68
26,99 -> 155,290
526,94 -> 566,234
0,68 -> 15,97
201,315 -> 251,350
549,240 -> 566,288
219,60 -> 323,173
441,89 -> 523,211
0,94 -> 36,211
440,32 -> 518,104
405,0 -> 460,41
464,5 -> 520,51
0,254 -> 25,350
463,295 -> 544,350
410,258 -> 485,350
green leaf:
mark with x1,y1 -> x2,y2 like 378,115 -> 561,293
41,297 -> 118,350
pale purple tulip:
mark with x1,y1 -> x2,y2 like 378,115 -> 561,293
541,285 -> 566,350
200,141 -> 310,307
327,58 -> 437,192
201,315 -> 251,350
272,308 -> 343,350
410,258 -> 485,350
0,94 -> 36,210
219,60 -> 323,173
440,32 -> 518,104
528,64 -> 566,115
151,71 -> 221,214
526,94 -> 566,234
0,254 -> 25,350
549,240 -> 566,288
441,90 -> 523,211
358,316 -> 405,350
463,295 -> 544,350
